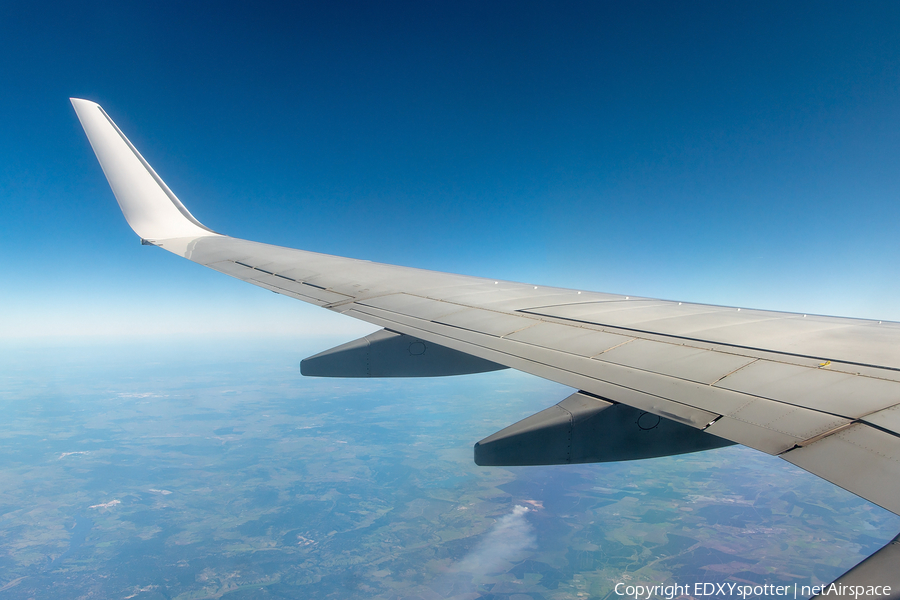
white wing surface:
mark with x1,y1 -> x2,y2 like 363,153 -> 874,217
72,98 -> 900,523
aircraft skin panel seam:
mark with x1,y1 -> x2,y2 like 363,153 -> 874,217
499,304 -> 898,380
172,239 -> 898,377
225,259 -> 352,296
860,404 -> 900,437
148,231 -> 900,366
364,297 -> 758,364
712,361 -> 900,418
248,281 -> 330,306
709,357 -> 760,386
342,306 -> 719,430
202,258 -> 354,305
583,337 -> 637,359
778,424 -> 900,514
696,403 -> 848,443
350,310 -> 839,454
430,314 -> 543,338
832,423 -> 900,456
350,306 -> 855,444
356,294 -> 897,381
518,309 -> 900,373
522,299 -> 900,325
190,247 -> 900,412
344,303 -> 832,438
204,263 -> 331,304
780,421 -> 861,451
212,258 -> 409,306
350,300 -> 895,424
435,315 -> 762,388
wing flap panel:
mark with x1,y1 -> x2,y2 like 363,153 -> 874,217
525,301 -> 900,370
252,273 -> 352,304
862,404 -> 900,435
246,279 -> 332,306
434,308 -> 536,337
439,288 -> 587,311
347,301 -> 859,454
504,321 -> 632,357
715,360 -> 900,419
206,259 -> 350,304
360,294 -> 465,321
704,417 -> 808,454
781,423 -> 900,515
705,404 -> 851,454
207,260 -> 256,278
815,533 -> 900,596
342,306 -> 720,428
598,338 -> 756,385
487,290 -> 627,312
528,300 -> 754,328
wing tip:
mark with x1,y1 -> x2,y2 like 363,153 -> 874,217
71,98 -> 219,241
70,97 -> 98,109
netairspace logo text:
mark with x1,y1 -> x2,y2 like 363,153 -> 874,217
614,582 -> 893,600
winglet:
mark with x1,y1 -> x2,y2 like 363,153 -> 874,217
71,98 -> 218,242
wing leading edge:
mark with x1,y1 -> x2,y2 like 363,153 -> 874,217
72,99 -> 900,586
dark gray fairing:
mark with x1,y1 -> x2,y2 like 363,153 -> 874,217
301,328 -> 508,377
474,391 -> 734,466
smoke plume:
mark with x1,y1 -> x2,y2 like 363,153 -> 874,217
455,504 -> 536,578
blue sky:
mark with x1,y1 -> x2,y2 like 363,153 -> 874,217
2,1 -> 900,338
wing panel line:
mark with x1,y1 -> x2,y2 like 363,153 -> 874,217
519,308 -> 900,373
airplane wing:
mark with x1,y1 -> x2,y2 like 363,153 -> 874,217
71,98 -> 900,589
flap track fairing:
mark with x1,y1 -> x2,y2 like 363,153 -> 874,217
474,391 -> 735,466
301,328 -> 508,378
